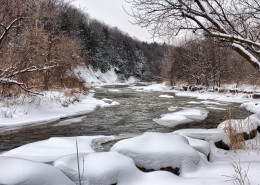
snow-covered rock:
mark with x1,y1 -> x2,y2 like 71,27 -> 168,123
2,136 -> 114,162
159,94 -> 174,98
241,101 -> 260,113
153,108 -> 209,128
183,136 -> 210,156
217,118 -> 258,134
215,113 -> 260,143
111,132 -> 201,173
168,106 -> 178,111
0,157 -> 75,185
55,152 -> 139,185
108,89 -> 121,92
111,101 -> 120,106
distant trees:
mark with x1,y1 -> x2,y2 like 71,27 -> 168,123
128,0 -> 260,72
161,38 -> 260,87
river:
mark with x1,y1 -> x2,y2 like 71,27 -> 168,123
0,84 -> 250,152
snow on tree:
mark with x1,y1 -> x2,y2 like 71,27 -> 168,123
128,0 -> 260,72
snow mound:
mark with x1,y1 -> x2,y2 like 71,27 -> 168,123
168,106 -> 178,111
159,94 -> 174,98
217,115 -> 258,133
108,89 -> 121,92
111,101 -> 120,106
55,152 -> 138,185
241,102 -> 260,113
183,136 -> 210,156
153,108 -> 209,128
2,136 -> 114,162
0,157 -> 75,185
111,132 -> 201,173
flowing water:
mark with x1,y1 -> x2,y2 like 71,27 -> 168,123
0,84 -> 251,152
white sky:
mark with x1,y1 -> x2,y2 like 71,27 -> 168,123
71,0 -> 156,43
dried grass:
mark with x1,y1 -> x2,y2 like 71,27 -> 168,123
223,111 -> 246,150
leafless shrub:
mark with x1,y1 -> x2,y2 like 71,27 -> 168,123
223,159 -> 250,185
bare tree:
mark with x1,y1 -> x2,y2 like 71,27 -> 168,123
128,0 -> 260,72
0,0 -> 84,95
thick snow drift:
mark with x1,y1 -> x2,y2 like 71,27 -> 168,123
0,157 -> 75,185
55,152 -> 139,185
153,108 -> 209,128
111,132 -> 201,173
2,136 -> 114,162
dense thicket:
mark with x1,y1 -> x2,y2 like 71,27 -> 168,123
161,38 -> 260,87
0,0 -> 85,95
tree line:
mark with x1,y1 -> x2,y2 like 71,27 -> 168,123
0,0 -> 166,96
1,0 -> 259,97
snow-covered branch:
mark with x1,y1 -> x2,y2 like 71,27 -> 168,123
0,17 -> 24,45
0,65 -> 57,95
128,0 -> 260,72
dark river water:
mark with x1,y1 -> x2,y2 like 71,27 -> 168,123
0,84 -> 251,153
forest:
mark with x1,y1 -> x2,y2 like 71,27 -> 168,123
1,0 -> 260,98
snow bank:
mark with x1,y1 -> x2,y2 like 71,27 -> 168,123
111,132 -> 201,173
153,108 -> 209,128
0,157 -> 75,185
2,136 -> 114,162
0,93 -> 110,131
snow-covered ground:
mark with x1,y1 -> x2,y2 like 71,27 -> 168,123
0,66 -> 135,131
0,92 -> 113,131
1,131 -> 260,185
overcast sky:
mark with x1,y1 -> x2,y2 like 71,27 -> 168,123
71,0 -> 156,43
